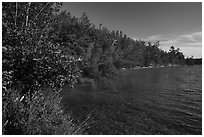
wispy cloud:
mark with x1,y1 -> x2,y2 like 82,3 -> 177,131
179,31 -> 202,42
145,35 -> 162,41
143,31 -> 202,57
144,31 -> 202,48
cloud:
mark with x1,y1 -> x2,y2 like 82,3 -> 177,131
132,37 -> 140,41
178,31 -> 202,47
179,31 -> 202,42
159,40 -> 179,46
143,31 -> 202,57
179,46 -> 202,58
144,31 -> 202,48
145,35 -> 162,41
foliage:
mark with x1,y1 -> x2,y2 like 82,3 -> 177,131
185,57 -> 202,65
168,46 -> 185,65
2,2 -> 81,95
2,2 -> 86,135
2,88 -> 87,135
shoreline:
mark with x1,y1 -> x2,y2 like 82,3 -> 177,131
120,64 -> 181,71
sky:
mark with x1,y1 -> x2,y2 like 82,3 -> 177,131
61,2 -> 202,58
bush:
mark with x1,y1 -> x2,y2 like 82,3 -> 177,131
2,3 -> 91,135
2,88 -> 88,135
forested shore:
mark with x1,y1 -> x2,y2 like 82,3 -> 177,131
2,2 -> 201,135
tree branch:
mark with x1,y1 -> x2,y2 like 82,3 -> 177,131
15,2 -> 17,28
25,2 -> 31,28
39,17 -> 55,39
30,3 -> 50,25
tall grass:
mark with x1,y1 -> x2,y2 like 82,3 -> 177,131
2,87 -> 88,135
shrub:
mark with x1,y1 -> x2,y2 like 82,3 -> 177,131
2,88 -> 88,135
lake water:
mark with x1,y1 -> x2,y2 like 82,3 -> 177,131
62,65 -> 202,135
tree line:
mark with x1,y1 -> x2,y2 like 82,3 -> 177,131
3,2 -> 195,92
185,57 -> 202,65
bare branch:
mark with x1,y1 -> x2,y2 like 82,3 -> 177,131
15,2 -> 17,27
25,2 -> 31,28
30,3 -> 50,25
39,17 -> 55,39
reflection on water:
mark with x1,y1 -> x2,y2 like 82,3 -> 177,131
62,65 -> 202,135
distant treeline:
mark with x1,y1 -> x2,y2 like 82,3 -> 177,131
185,57 -> 202,65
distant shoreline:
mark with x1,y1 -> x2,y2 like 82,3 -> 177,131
119,64 -> 201,71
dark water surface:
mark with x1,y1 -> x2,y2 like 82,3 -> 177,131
61,65 -> 202,135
